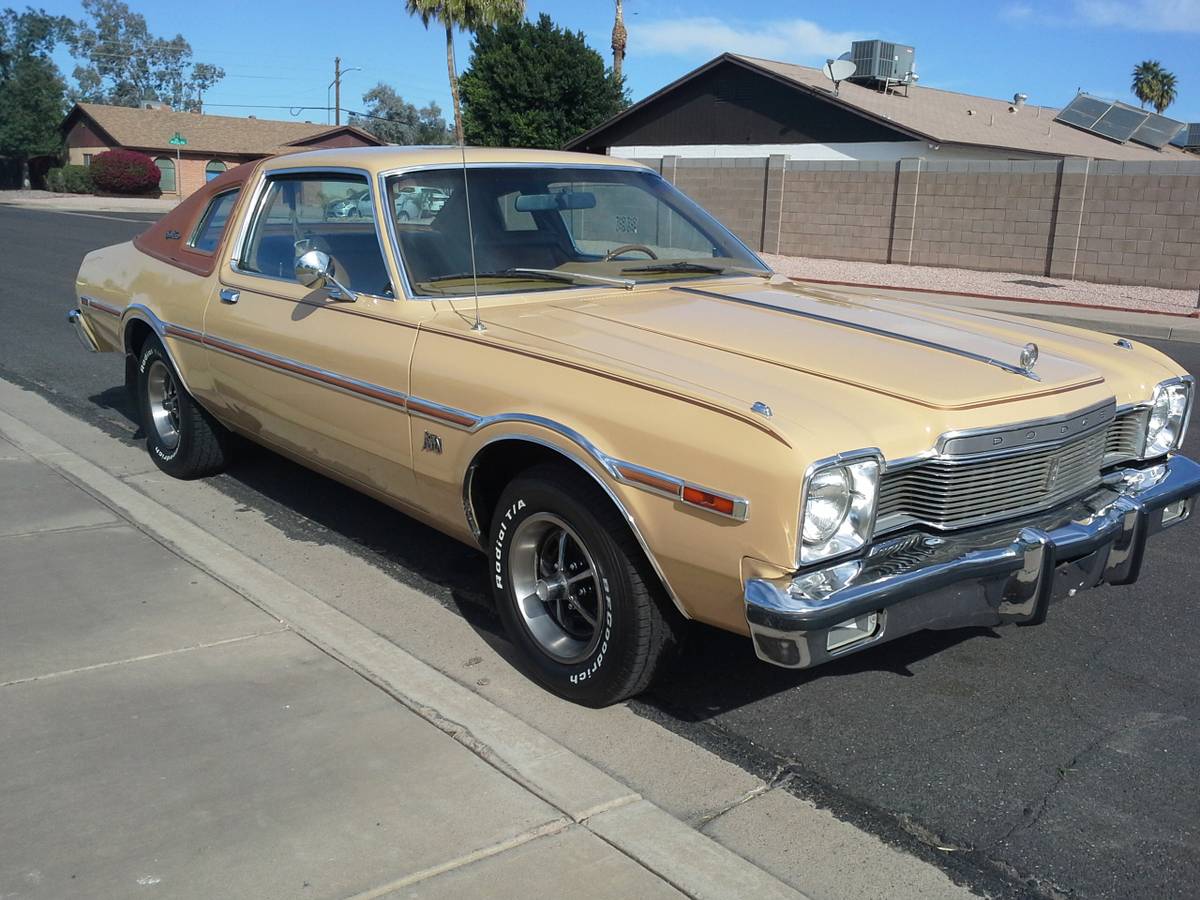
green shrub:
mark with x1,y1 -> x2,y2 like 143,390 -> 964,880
60,165 -> 93,194
45,167 -> 64,192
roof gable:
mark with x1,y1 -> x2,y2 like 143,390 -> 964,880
567,53 -> 1188,161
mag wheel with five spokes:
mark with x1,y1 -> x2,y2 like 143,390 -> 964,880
490,463 -> 682,706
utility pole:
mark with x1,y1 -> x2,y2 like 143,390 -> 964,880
334,56 -> 341,126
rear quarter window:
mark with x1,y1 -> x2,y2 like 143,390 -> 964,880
189,189 -> 241,254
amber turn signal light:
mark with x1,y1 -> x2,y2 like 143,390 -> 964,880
681,486 -> 736,516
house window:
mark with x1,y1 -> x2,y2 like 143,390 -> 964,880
82,153 -> 93,167
205,160 -> 227,182
155,157 -> 177,193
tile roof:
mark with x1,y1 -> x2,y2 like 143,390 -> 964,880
69,103 -> 379,156
734,55 -> 1188,161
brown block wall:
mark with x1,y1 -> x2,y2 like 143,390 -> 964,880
1070,161 -> 1200,290
668,157 -> 768,251
655,155 -> 1200,293
777,161 -> 897,263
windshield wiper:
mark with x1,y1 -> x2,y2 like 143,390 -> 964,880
621,262 -> 771,277
508,267 -> 635,289
426,268 -> 634,289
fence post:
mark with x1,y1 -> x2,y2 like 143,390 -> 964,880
661,155 -> 679,185
1048,157 -> 1091,281
891,158 -> 922,265
761,154 -> 787,254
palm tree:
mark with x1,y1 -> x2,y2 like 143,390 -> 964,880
611,0 -> 627,80
405,0 -> 525,145
1131,60 -> 1178,114
1150,69 -> 1178,114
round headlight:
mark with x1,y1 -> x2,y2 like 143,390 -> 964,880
1146,383 -> 1189,457
803,466 -> 851,544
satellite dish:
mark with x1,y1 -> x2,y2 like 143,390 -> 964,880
823,58 -> 856,94
824,59 -> 856,81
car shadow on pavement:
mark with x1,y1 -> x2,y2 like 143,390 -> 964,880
643,624 -> 999,721
97,387 -> 999,717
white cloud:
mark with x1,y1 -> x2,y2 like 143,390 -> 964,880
633,17 -> 862,62
1000,3 -> 1036,21
1076,0 -> 1200,30
1005,1 -> 1200,32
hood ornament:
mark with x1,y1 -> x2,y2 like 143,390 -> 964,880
1020,342 -> 1039,372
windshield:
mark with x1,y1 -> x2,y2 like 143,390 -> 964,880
385,166 -> 769,297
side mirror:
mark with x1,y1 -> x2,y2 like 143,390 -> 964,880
295,249 -> 358,300
295,249 -> 333,288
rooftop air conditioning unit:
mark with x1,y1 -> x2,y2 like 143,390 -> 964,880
849,40 -> 915,84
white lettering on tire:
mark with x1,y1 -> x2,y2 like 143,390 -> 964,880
495,498 -> 614,686
142,348 -> 180,462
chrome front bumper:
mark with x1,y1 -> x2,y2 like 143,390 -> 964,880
745,455 -> 1200,669
68,308 -> 100,352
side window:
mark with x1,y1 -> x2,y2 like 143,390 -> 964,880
188,189 -> 240,253
238,174 -> 392,296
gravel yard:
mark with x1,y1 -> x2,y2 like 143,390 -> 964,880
762,252 -> 1199,315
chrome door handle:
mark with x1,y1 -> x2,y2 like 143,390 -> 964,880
219,288 -> 240,304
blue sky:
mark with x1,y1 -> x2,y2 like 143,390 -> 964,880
42,0 -> 1200,126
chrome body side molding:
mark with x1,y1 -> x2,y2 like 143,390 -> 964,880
464,433 -> 692,620
104,306 -> 751,526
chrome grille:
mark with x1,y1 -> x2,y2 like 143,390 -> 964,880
1105,408 -> 1147,464
878,427 -> 1110,532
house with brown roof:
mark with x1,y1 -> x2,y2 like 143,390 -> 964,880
566,53 -> 1190,164
62,102 -> 385,199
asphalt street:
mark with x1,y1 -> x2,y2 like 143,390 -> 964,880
3,204 -> 1198,899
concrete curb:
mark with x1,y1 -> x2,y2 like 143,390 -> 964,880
0,196 -> 176,214
0,405 -> 805,900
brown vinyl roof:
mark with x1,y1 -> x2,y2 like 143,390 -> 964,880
568,54 -> 1187,161
67,102 -> 382,157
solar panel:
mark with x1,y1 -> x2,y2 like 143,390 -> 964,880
1054,92 -> 1184,147
1091,103 -> 1150,142
1189,123 -> 1200,148
1054,94 -> 1110,129
1130,112 -> 1186,149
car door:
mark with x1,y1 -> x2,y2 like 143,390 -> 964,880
205,165 -> 434,504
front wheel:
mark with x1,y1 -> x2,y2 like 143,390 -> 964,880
137,336 -> 232,478
490,464 -> 682,706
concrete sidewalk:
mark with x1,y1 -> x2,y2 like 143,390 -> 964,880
0,432 -> 794,898
0,191 -> 176,214
0,377 -> 977,900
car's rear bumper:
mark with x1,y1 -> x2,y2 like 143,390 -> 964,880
744,455 -> 1200,669
68,308 -> 101,352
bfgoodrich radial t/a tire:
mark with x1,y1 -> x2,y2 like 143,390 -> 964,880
490,464 -> 682,706
137,336 -> 232,479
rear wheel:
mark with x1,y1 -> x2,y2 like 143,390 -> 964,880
137,336 -> 232,478
490,464 -> 682,706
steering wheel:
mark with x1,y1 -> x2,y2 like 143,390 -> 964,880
602,243 -> 658,262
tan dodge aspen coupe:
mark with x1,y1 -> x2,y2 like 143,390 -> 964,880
69,147 -> 1200,705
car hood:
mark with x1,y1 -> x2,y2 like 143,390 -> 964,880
471,278 -> 1175,447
